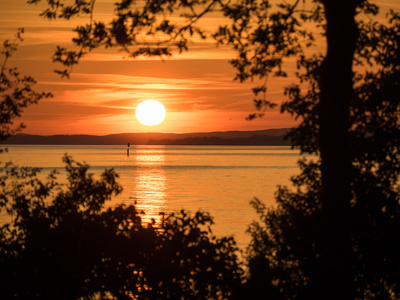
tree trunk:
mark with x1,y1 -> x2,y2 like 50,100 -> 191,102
316,0 -> 360,298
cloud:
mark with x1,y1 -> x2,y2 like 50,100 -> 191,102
1,0 -> 299,135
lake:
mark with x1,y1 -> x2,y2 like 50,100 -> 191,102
1,145 -> 305,249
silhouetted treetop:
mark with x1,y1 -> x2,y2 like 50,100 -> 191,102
0,155 -> 244,299
0,28 -> 52,142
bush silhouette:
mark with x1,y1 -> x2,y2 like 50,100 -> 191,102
0,156 -> 243,299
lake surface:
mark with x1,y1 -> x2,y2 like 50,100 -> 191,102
2,145 -> 306,249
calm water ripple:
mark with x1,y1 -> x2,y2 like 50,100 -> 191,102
2,145 -> 312,248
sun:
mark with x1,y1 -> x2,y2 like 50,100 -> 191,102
135,100 -> 166,126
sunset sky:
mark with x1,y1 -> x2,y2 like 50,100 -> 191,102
1,0 -> 398,135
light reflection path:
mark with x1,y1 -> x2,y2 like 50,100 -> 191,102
131,147 -> 167,225
1,145 -> 308,249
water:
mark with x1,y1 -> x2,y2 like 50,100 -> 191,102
1,145 -> 305,249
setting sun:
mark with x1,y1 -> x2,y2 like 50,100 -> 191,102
135,100 -> 166,126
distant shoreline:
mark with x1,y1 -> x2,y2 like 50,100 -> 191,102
2,129 -> 292,146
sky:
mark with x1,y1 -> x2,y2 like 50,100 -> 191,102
0,0 -> 398,135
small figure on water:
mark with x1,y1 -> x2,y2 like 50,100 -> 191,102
127,142 -> 130,156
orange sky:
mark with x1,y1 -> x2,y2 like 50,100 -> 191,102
1,0 -> 398,135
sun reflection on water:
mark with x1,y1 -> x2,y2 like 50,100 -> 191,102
132,147 -> 167,225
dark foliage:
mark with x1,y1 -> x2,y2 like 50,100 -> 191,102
0,156 -> 243,299
0,28 -> 52,142
246,9 -> 400,300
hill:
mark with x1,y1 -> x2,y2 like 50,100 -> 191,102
2,129 -> 291,145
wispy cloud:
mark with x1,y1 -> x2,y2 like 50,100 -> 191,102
1,0 -> 299,135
